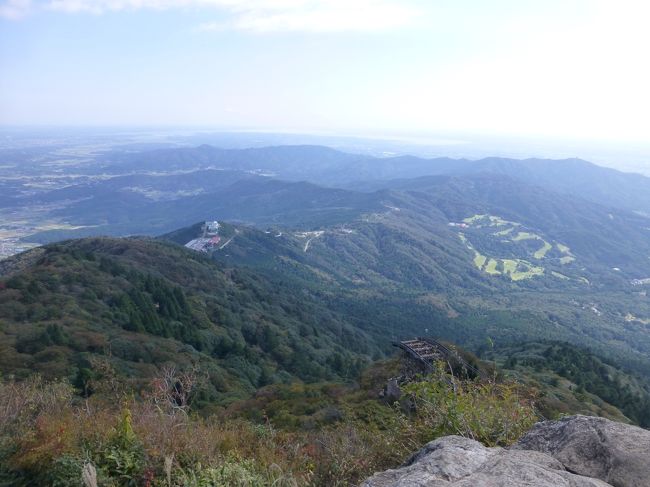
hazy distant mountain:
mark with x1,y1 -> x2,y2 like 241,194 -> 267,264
92,144 -> 650,214
24,178 -> 386,242
8,144 -> 649,247
363,157 -> 650,216
35,166 -> 650,278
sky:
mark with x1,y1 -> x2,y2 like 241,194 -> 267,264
1,0 -> 650,143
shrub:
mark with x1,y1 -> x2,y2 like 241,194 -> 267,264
170,459 -> 266,487
97,409 -> 147,486
0,359 -> 541,487
403,364 -> 538,446
0,375 -> 74,433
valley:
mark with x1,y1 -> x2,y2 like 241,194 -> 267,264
1,139 -> 650,486
2,143 -> 650,384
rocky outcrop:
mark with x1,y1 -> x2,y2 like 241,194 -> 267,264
514,415 -> 650,487
361,435 -> 609,486
361,415 -> 650,487
379,378 -> 402,403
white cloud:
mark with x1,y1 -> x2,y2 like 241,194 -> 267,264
355,0 -> 650,141
0,0 -> 32,19
1,0 -> 420,33
223,0 -> 417,33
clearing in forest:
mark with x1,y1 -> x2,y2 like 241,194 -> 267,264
457,214 -> 575,281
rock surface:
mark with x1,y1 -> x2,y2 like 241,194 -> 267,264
514,415 -> 650,487
382,378 -> 402,403
361,415 -> 650,487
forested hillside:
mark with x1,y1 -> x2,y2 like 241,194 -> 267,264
489,341 -> 650,426
162,175 -> 650,380
2,143 -> 650,485
0,238 -> 377,405
2,233 -> 649,485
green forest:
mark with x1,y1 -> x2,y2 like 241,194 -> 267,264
1,234 -> 650,485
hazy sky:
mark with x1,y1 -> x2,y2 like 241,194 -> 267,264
1,0 -> 649,142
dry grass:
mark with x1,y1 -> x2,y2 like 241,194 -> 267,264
0,375 -> 416,486
0,363 -> 538,486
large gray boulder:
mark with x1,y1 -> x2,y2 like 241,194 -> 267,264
513,415 -> 650,487
361,415 -> 650,487
361,435 -> 609,487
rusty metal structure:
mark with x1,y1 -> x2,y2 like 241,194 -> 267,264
393,337 -> 486,380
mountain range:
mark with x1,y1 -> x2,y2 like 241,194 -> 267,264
6,144 -> 648,243
1,143 -> 650,414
